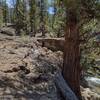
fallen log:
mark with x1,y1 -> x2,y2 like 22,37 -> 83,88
37,38 -> 64,51
55,72 -> 78,100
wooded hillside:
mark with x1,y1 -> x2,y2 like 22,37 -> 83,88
0,0 -> 100,100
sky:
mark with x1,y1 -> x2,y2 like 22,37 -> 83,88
6,0 -> 14,8
47,7 -> 56,15
47,0 -> 55,15
7,0 -> 54,7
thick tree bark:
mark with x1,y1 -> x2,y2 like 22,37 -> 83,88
40,0 -> 46,37
62,10 -> 82,100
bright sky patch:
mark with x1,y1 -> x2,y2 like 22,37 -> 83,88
47,7 -> 56,15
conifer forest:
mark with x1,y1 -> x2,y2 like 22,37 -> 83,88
0,0 -> 100,100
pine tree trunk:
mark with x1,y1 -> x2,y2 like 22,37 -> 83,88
62,10 -> 82,100
40,0 -> 46,37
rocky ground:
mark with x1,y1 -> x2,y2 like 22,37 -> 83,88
0,33 -> 63,100
0,30 -> 100,100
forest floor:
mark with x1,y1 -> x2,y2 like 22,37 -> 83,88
0,33 -> 63,100
0,27 -> 100,100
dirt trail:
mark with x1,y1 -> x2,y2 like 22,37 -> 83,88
0,34 -> 63,100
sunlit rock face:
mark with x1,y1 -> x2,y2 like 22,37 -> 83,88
86,77 -> 100,86
85,77 -> 100,94
81,86 -> 100,100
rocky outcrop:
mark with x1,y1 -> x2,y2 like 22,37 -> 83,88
0,35 -> 63,100
81,86 -> 100,100
0,27 -> 15,36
